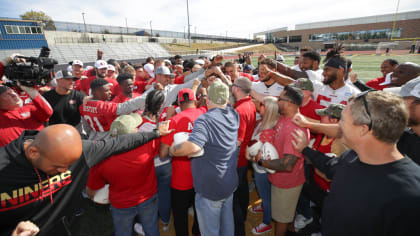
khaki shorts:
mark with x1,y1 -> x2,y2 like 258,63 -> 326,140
271,184 -> 303,223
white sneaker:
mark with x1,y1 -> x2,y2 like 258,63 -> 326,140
311,232 -> 322,236
134,223 -> 144,235
188,207 -> 194,217
162,217 -> 171,232
294,214 -> 313,231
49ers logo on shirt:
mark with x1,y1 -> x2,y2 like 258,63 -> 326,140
0,170 -> 72,211
20,112 -> 30,119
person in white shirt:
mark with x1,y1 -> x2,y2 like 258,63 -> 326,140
274,51 -> 323,82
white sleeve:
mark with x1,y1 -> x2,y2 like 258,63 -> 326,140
183,68 -> 205,83
312,80 -> 323,101
306,70 -> 323,82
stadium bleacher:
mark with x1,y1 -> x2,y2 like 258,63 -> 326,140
0,42 -> 171,65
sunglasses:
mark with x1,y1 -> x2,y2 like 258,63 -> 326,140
356,90 -> 373,130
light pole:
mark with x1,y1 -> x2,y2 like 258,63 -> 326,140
149,21 -> 153,37
186,0 -> 191,47
225,30 -> 228,42
81,12 -> 87,33
184,26 -> 186,39
125,18 -> 128,34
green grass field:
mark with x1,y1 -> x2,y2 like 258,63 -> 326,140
250,54 -> 420,82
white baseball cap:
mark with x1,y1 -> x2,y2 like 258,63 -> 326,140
95,60 -> 108,69
107,65 -> 116,71
144,63 -> 155,78
72,60 -> 83,67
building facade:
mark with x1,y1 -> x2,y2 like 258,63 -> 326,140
0,19 -> 48,49
255,10 -> 420,51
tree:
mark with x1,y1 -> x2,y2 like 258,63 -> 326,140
20,11 -> 56,30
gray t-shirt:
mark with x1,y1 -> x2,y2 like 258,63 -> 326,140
188,105 -> 240,201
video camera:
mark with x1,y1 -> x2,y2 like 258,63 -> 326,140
4,46 -> 58,87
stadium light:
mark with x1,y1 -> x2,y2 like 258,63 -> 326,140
81,12 -> 87,33
186,0 -> 191,47
150,21 -> 153,37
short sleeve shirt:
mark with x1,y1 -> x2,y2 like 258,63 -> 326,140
79,100 -> 118,132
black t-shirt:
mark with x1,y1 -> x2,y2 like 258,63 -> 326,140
0,130 -> 158,236
42,89 -> 85,126
397,128 -> 420,165
302,148 -> 420,236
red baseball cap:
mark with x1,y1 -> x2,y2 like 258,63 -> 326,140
178,88 -> 196,102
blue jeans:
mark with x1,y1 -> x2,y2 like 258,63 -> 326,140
155,161 -> 172,223
254,171 -> 272,225
195,193 -> 234,236
110,194 -> 159,236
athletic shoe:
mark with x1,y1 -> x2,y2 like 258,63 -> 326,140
188,206 -> 194,217
249,180 -> 256,193
249,204 -> 264,214
162,217 -> 171,232
311,233 -> 322,236
251,223 -> 272,235
133,223 -> 144,235
294,214 -> 313,232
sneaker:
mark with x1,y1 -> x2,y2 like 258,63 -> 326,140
294,214 -> 313,231
188,206 -> 194,217
162,217 -> 171,232
249,180 -> 255,193
311,233 -> 322,236
251,223 -> 272,235
249,204 -> 264,214
134,223 -> 144,235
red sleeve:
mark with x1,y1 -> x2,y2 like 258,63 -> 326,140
260,129 -> 275,143
102,102 -> 118,123
86,165 -> 107,190
0,61 -> 4,78
160,118 -> 176,146
29,95 -> 53,122
174,76 -> 185,84
237,112 -> 247,142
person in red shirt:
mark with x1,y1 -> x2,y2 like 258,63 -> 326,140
365,59 -> 399,90
78,60 -> 109,95
252,86 -> 309,236
160,88 -> 206,236
231,77 -> 256,236
112,74 -> 141,103
224,61 -> 255,82
0,85 -> 53,147
79,78 -> 146,139
292,78 -> 324,122
86,113 -> 160,236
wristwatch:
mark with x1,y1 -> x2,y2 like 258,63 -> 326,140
153,128 -> 160,138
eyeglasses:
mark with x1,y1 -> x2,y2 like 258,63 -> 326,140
278,97 -> 290,103
356,90 -> 373,130
232,84 -> 243,89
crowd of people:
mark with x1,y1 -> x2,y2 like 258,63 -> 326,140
0,45 -> 420,236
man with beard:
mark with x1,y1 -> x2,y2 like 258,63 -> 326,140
290,91 -> 420,236
365,59 -> 399,90
262,49 -> 360,107
78,60 -> 109,95
251,58 -> 284,98
274,51 -> 324,82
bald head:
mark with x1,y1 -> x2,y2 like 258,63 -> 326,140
391,62 -> 420,86
26,124 -> 83,175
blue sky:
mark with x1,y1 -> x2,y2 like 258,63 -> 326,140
0,0 -> 419,38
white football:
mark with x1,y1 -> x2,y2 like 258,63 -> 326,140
173,132 -> 190,145
93,184 -> 110,204
262,142 -> 279,174
173,132 -> 204,157
247,140 -> 263,157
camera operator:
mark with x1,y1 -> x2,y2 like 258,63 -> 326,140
0,84 -> 53,147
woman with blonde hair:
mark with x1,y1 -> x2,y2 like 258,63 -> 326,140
247,96 -> 279,234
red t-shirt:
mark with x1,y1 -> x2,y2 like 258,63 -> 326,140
174,76 -> 185,84
300,99 -> 324,121
77,75 -> 96,95
239,72 -> 255,82
268,116 -> 310,189
0,95 -> 53,147
312,134 -> 335,191
86,141 -> 158,209
161,107 -> 207,190
111,92 -> 140,104
79,100 -> 118,132
234,97 -> 257,167
365,77 -> 387,91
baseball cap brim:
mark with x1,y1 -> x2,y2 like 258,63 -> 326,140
315,108 -> 328,116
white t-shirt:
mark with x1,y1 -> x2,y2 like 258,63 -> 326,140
306,68 -> 324,82
291,64 -> 302,72
312,80 -> 361,107
252,81 -> 284,97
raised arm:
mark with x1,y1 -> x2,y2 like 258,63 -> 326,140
292,113 -> 340,138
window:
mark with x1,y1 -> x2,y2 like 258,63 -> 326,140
4,25 -> 43,34
309,28 -> 402,41
289,35 -> 302,43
